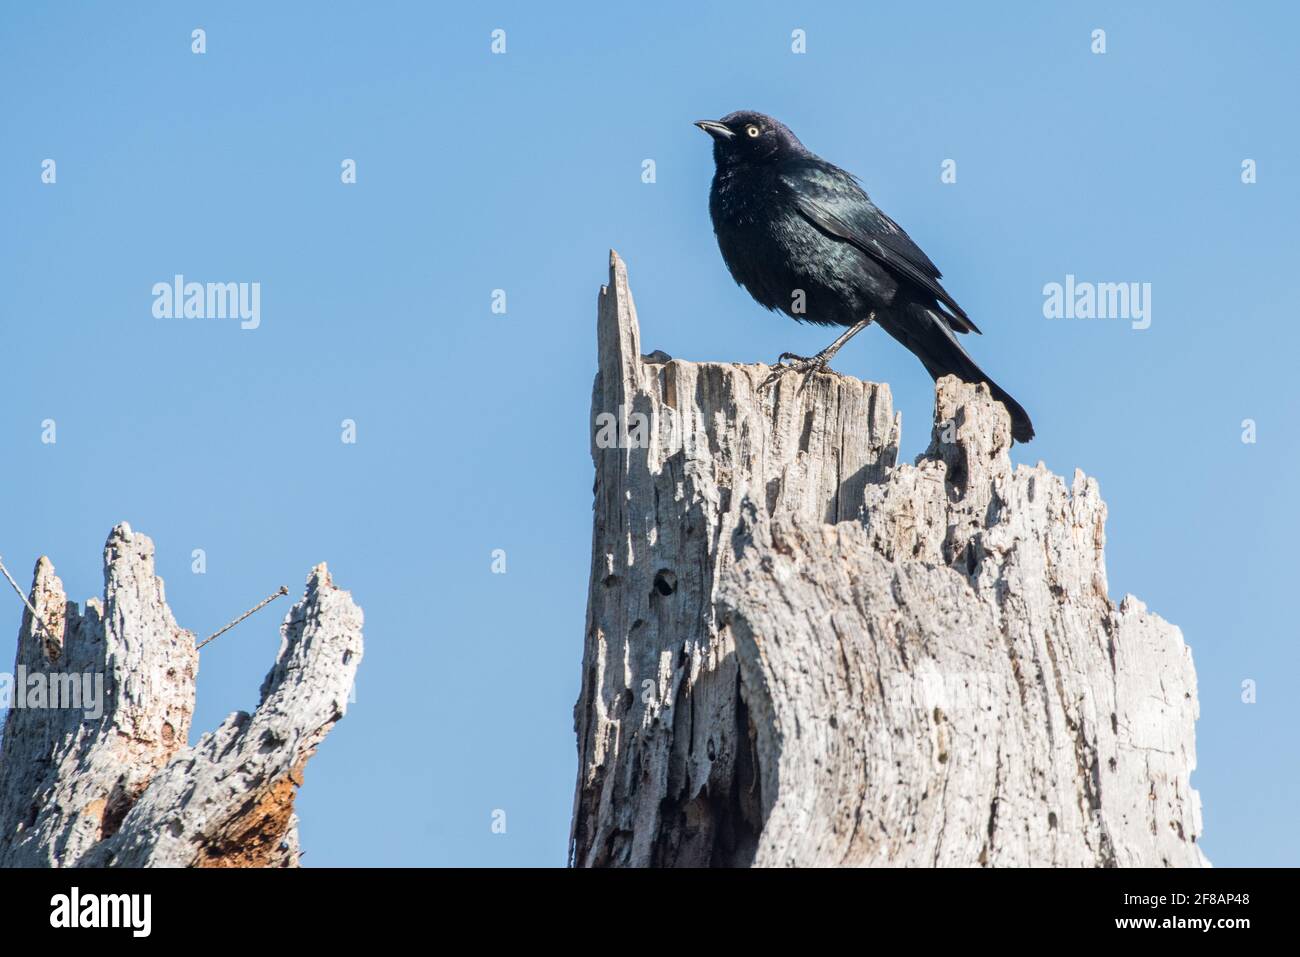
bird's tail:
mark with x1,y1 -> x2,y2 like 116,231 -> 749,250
882,307 -> 1035,443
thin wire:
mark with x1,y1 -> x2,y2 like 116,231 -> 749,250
197,586 -> 289,651
0,554 -> 51,642
4,551 -> 288,653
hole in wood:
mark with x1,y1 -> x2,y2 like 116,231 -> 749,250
652,569 -> 677,597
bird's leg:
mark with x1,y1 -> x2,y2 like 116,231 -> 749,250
759,313 -> 874,392
792,314 -> 874,366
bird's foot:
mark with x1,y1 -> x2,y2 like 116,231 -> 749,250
758,351 -> 841,392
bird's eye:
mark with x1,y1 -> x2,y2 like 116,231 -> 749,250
745,124 -> 761,138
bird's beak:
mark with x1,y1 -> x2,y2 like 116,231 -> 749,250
694,120 -> 734,141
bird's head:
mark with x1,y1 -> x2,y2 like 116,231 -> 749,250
694,111 -> 808,166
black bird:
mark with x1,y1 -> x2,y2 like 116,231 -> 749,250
696,110 -> 1034,443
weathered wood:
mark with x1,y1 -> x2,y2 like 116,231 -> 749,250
571,251 -> 1206,867
0,523 -> 363,867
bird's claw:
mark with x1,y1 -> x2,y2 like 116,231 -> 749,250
758,352 -> 841,392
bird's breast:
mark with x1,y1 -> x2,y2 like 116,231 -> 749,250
709,170 -> 882,326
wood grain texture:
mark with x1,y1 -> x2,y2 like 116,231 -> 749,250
571,251 -> 1206,868
0,523 -> 362,867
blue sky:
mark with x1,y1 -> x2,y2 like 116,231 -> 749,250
1,1 -> 1296,866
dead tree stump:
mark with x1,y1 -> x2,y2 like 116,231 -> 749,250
0,523 -> 363,867
571,251 -> 1206,868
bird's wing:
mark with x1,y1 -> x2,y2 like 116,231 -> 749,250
781,163 -> 980,334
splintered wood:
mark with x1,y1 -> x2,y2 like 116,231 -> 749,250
571,251 -> 1206,868
0,524 -> 363,867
